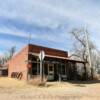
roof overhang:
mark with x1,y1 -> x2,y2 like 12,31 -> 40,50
28,52 -> 85,63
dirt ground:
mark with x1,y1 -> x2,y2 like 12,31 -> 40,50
0,77 -> 100,100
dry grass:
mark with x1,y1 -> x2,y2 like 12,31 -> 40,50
0,77 -> 100,100
28,76 -> 47,86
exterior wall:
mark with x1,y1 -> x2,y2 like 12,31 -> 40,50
8,46 -> 29,80
29,44 -> 68,58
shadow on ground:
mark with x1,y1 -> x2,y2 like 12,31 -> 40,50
68,80 -> 100,84
45,80 -> 100,87
67,80 -> 100,87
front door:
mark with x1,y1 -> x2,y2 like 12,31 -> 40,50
47,64 -> 54,81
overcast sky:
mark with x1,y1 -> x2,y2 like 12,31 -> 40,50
0,0 -> 100,55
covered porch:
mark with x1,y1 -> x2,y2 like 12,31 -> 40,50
27,53 -> 86,81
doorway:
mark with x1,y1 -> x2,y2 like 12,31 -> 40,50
47,63 -> 54,81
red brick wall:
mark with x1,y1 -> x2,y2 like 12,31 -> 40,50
8,46 -> 29,80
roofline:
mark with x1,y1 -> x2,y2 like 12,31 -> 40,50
8,43 -> 68,62
28,43 -> 68,54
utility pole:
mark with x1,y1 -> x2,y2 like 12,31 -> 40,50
28,33 -> 32,44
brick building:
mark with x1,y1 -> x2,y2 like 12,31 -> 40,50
8,44 -> 85,81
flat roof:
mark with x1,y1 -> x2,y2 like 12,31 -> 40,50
28,44 -> 68,58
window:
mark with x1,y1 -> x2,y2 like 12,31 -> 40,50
32,63 -> 37,75
61,64 -> 66,75
49,66 -> 53,71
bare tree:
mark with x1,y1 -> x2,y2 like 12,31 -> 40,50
70,28 -> 95,61
0,46 -> 16,65
70,27 -> 96,80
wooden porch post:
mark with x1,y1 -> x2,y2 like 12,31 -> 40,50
37,59 -> 39,75
58,61 -> 62,82
74,62 -> 77,80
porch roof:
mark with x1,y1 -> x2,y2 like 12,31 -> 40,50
28,52 -> 85,63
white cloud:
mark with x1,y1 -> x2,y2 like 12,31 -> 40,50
0,26 -> 27,37
0,25 -> 68,44
0,0 -> 100,53
2,1 -> 100,31
0,0 -> 100,30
